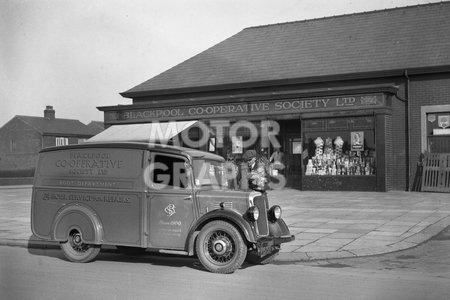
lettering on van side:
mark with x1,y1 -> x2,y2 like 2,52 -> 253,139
42,192 -> 131,204
57,180 -> 119,188
55,154 -> 124,176
158,220 -> 182,237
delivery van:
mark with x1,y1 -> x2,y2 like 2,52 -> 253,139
31,142 -> 294,273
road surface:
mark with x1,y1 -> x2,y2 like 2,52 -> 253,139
1,243 -> 449,300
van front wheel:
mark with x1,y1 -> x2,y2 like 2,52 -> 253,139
60,229 -> 101,263
196,221 -> 247,274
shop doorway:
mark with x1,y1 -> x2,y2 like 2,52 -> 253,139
275,119 -> 302,189
206,118 -> 303,190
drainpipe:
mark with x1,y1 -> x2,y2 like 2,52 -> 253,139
394,70 -> 410,191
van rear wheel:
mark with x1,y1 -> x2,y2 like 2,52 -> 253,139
60,229 -> 101,263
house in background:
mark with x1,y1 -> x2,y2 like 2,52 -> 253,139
0,106 -> 103,180
86,120 -> 105,132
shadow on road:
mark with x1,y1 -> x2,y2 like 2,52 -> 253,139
26,236 -> 254,273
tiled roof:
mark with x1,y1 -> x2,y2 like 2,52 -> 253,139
123,2 -> 450,97
17,116 -> 102,136
87,121 -> 105,131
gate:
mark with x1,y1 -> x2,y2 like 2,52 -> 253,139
421,153 -> 450,192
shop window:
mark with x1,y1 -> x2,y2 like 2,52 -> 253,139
179,125 -> 212,152
231,136 -> 243,154
326,118 -> 348,130
304,119 -> 326,131
303,116 -> 376,176
225,121 -> 262,161
180,126 -> 200,148
426,112 -> 450,153
352,116 -> 375,129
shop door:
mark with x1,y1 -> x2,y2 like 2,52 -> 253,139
284,134 -> 303,188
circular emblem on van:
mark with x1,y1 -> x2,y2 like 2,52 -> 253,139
165,204 -> 176,217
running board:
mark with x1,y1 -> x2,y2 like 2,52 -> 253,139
158,249 -> 189,256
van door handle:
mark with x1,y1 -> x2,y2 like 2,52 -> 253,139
183,195 -> 192,200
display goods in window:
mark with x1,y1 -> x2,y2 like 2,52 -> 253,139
305,136 -> 375,176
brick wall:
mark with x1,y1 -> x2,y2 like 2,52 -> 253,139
43,136 -> 56,148
0,117 -> 41,177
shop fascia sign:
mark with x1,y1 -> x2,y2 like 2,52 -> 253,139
105,94 -> 385,123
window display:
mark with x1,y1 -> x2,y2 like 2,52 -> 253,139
303,116 -> 376,176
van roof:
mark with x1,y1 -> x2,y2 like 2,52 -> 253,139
39,142 -> 225,161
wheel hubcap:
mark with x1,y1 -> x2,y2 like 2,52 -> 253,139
73,233 -> 82,245
213,240 -> 228,255
206,230 -> 235,263
69,231 -> 88,252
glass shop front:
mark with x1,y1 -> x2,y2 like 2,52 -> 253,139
301,115 -> 380,191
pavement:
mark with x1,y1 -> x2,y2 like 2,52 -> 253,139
1,185 -> 450,262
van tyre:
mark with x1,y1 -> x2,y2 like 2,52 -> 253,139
60,229 -> 101,263
196,220 -> 247,274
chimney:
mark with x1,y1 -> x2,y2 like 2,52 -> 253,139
44,105 -> 55,120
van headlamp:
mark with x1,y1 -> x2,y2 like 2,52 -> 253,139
247,206 -> 260,222
268,205 -> 282,222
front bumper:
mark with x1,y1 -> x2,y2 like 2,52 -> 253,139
253,234 -> 295,257
257,234 -> 295,246
252,216 -> 295,257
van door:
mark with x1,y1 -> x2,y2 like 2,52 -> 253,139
146,152 -> 194,249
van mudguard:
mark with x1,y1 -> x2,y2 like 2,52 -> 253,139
186,209 -> 256,255
52,204 -> 103,245
268,218 -> 292,238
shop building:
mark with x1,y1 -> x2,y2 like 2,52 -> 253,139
97,3 -> 450,191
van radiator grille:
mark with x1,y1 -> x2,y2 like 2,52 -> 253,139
254,196 -> 269,236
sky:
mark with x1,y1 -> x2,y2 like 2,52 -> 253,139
0,0 -> 445,127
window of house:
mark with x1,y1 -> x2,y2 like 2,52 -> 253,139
56,137 -> 69,146
78,138 -> 87,144
10,140 -> 16,152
